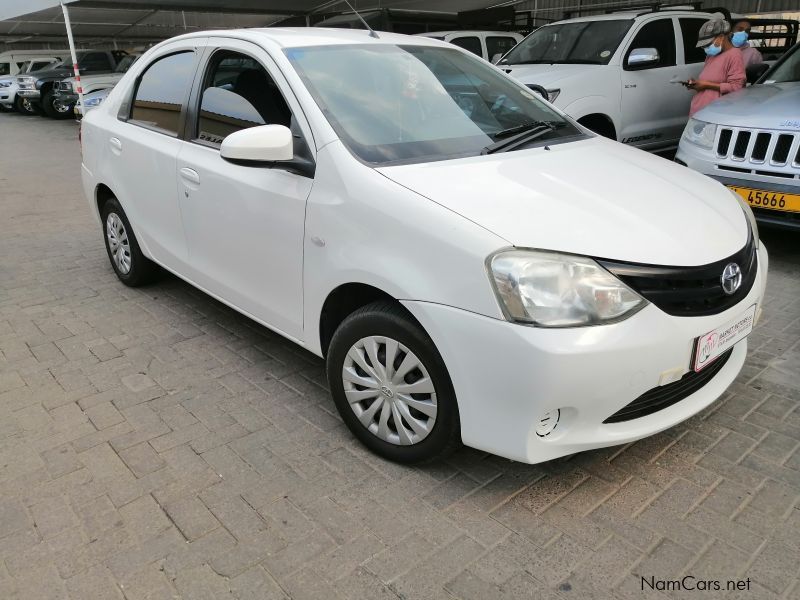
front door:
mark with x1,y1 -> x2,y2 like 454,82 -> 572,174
619,17 -> 688,149
176,40 -> 313,340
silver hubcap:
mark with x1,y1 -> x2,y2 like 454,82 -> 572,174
106,213 -> 132,274
342,336 -> 437,446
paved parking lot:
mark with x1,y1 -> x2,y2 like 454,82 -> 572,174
1,111 -> 799,600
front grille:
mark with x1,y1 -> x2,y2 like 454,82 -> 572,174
716,127 -> 800,168
597,230 -> 757,317
603,350 -> 732,424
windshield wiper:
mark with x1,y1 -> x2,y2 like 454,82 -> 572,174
482,122 -> 559,154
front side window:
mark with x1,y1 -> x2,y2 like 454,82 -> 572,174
765,44 -> 800,83
0,63 -> 10,76
486,36 -> 519,60
625,19 -> 677,69
286,44 -> 581,165
449,36 -> 482,57
114,55 -> 138,73
502,20 -> 633,65
679,18 -> 709,64
130,51 -> 195,136
79,52 -> 112,72
195,51 -> 291,146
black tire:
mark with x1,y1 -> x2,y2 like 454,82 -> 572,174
100,197 -> 157,287
326,301 -> 461,464
14,95 -> 39,115
42,89 -> 72,119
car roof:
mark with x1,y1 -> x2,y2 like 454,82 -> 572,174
160,27 -> 452,50
417,30 -> 521,37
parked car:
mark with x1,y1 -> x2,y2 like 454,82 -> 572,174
0,57 -> 64,113
74,87 -> 112,118
496,8 -> 719,151
0,49 -> 69,77
54,53 -> 141,116
416,31 -> 522,62
16,50 -> 127,118
81,28 -> 767,465
677,42 -> 800,230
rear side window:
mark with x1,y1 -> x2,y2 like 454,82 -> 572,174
450,36 -> 483,57
680,18 -> 710,64
130,51 -> 195,136
486,36 -> 518,60
625,19 -> 677,69
195,51 -> 291,147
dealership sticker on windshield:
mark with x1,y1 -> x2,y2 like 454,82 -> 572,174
694,304 -> 756,372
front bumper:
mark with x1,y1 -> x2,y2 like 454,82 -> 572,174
402,244 -> 768,464
677,142 -> 800,230
16,88 -> 40,99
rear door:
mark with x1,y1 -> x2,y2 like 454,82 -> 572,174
110,42 -> 203,271
619,17 -> 686,148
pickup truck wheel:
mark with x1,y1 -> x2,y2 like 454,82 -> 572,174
326,301 -> 461,464
100,197 -> 158,287
14,96 -> 39,115
42,89 -> 72,119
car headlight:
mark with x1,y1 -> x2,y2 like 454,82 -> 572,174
61,81 -> 73,92
682,118 -> 717,149
488,249 -> 647,327
0,81 -> 10,88
17,76 -> 35,89
732,189 -> 759,247
84,96 -> 104,107
546,88 -> 560,103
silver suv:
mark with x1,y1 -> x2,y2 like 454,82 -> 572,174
677,42 -> 800,230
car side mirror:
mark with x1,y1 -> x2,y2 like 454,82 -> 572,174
491,53 -> 504,64
627,47 -> 660,68
220,124 -> 294,164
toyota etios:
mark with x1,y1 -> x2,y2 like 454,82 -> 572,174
81,28 -> 767,464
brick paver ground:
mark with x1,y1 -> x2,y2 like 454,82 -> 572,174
1,111 -> 799,600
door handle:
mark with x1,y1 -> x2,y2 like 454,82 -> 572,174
179,167 -> 200,186
109,137 -> 122,154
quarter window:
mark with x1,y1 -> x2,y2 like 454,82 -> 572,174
130,51 -> 195,136
680,18 -> 710,64
449,36 -> 483,57
625,19 -> 677,69
195,51 -> 291,147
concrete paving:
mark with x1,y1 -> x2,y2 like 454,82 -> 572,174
1,110 -> 799,599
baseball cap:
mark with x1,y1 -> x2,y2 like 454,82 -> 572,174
696,19 -> 731,47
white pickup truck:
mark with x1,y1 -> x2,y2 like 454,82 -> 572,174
498,8 -> 716,151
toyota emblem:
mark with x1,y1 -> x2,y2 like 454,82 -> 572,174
721,263 -> 742,296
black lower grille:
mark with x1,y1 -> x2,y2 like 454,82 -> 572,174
603,350 -> 732,424
597,229 -> 757,317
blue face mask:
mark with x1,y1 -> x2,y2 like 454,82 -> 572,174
705,44 -> 722,57
731,31 -> 748,47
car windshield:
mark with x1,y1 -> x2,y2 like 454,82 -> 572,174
502,19 -> 632,65
115,54 -> 138,73
285,44 -> 581,165
765,44 -> 800,83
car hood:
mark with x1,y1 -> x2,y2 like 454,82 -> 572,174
377,137 -> 747,266
498,63 -> 602,87
23,66 -> 73,80
694,82 -> 800,130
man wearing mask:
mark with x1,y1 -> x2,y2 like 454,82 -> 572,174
687,19 -> 746,116
732,18 -> 764,68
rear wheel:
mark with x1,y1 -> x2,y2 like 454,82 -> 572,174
42,89 -> 73,119
14,95 -> 39,115
326,301 -> 461,464
100,197 -> 157,287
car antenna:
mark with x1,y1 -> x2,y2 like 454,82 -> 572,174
339,0 -> 380,38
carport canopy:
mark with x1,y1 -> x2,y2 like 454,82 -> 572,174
0,0 -> 510,47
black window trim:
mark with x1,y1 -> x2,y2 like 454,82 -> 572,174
185,41 -> 317,178
121,48 -> 203,139
623,16 -> 678,71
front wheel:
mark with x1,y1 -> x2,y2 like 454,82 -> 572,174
326,301 -> 461,464
14,95 -> 39,115
42,90 -> 73,119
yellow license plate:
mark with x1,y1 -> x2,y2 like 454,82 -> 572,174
728,185 -> 800,213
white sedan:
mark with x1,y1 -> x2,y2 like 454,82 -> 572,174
79,27 -> 767,464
